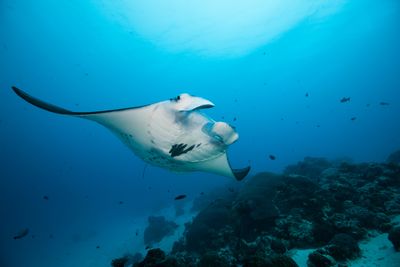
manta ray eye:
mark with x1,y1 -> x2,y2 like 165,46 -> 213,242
170,95 -> 181,102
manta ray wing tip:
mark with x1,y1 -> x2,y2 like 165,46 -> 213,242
233,166 -> 251,181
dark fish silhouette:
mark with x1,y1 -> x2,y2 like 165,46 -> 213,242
350,117 -> 357,121
379,102 -> 390,106
340,97 -> 351,103
305,93 -> 309,97
174,194 -> 187,200
43,195 -> 49,200
13,228 -> 29,240
269,155 -> 276,160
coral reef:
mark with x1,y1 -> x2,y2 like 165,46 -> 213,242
111,256 -> 129,267
143,216 -> 178,245
388,226 -> 400,251
326,233 -> 360,260
284,157 -> 332,180
387,149 -> 400,164
111,253 -> 142,267
116,152 -> 400,266
133,248 -> 178,267
307,250 -> 336,267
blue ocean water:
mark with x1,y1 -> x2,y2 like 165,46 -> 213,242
1,0 -> 399,266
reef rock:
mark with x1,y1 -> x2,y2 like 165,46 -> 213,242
232,172 -> 283,238
326,233 -> 361,261
307,250 -> 336,267
143,216 -> 178,245
284,157 -> 332,180
388,226 -> 400,251
185,198 -> 234,253
116,157 -> 400,266
387,150 -> 400,164
134,248 -> 179,267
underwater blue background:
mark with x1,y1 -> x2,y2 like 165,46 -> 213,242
1,0 -> 399,266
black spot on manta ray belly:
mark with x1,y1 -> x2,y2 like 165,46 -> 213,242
169,143 -> 196,157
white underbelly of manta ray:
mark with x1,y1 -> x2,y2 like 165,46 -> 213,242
12,87 -> 250,180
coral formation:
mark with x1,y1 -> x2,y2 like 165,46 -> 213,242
388,226 -> 400,251
387,149 -> 400,164
116,152 -> 400,266
143,216 -> 178,245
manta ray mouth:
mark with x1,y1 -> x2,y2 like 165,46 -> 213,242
193,104 -> 214,110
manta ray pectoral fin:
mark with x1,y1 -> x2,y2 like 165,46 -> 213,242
11,86 -> 147,117
12,86 -> 76,115
194,153 -> 250,181
232,166 -> 251,181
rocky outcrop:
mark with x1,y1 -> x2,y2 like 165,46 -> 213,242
144,216 -> 178,245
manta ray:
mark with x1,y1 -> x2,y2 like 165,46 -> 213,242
12,87 -> 250,180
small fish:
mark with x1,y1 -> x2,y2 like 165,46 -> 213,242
118,201 -> 124,205
350,117 -> 357,121
136,230 -> 139,236
269,155 -> 276,160
13,228 -> 29,240
43,195 -> 49,200
200,192 -> 204,195
379,102 -> 390,106
96,245 -> 100,249
233,117 -> 237,121
145,246 -> 152,250
305,93 -> 309,97
174,194 -> 187,200
49,234 -> 54,239
340,97 -> 351,103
